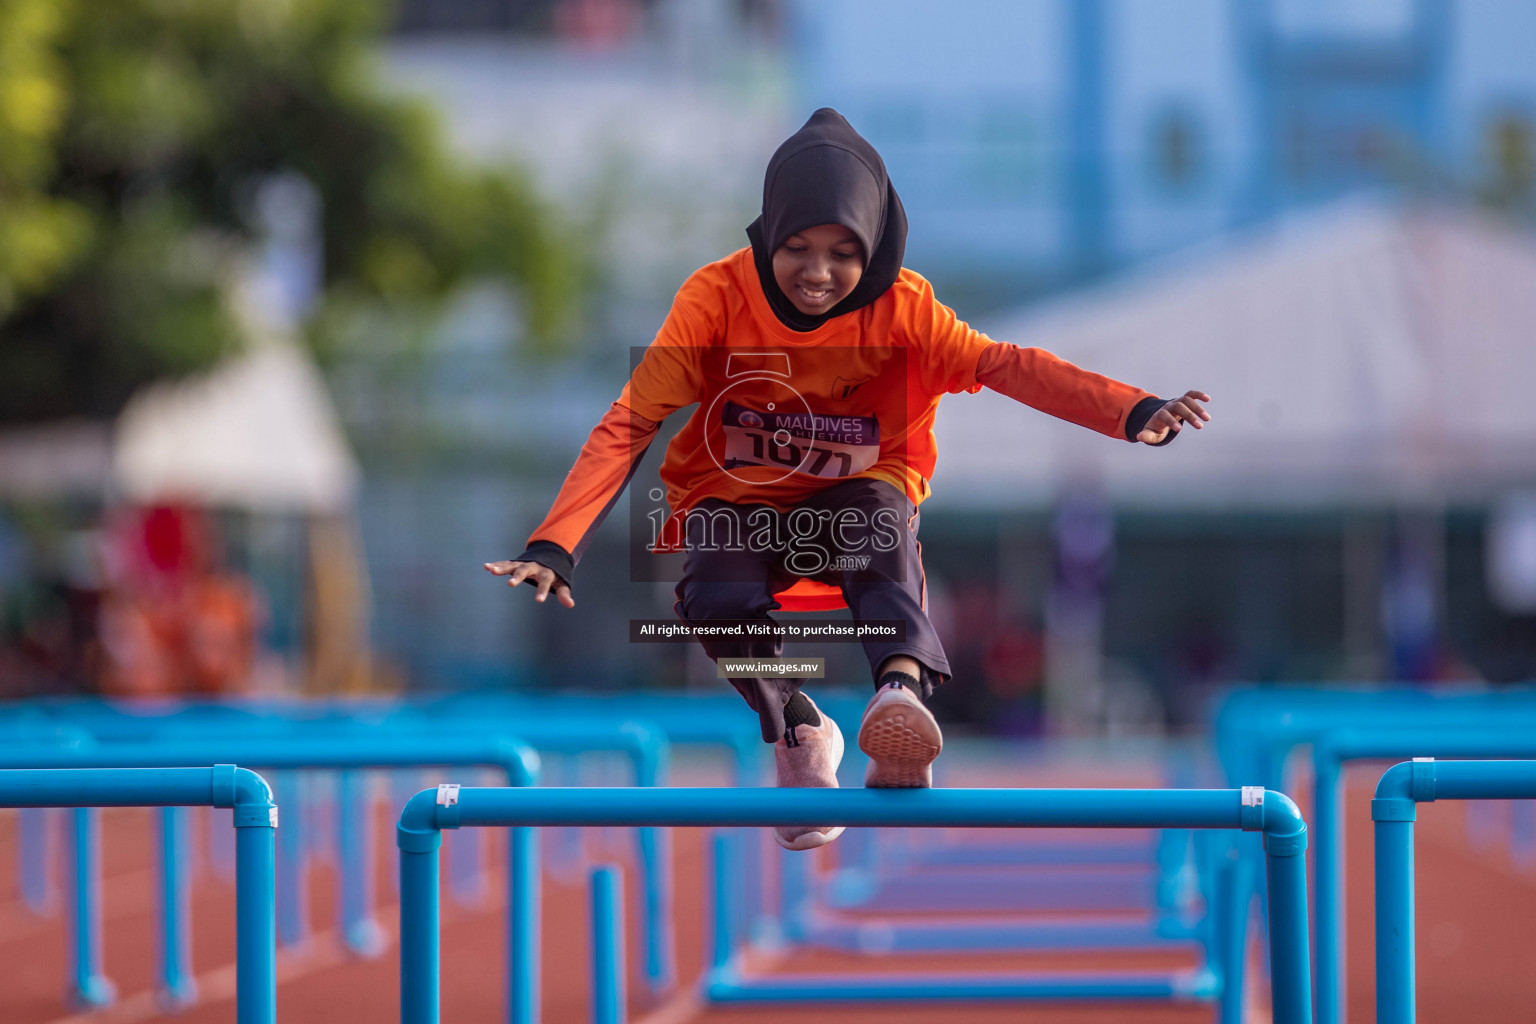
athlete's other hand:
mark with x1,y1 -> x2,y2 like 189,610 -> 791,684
1137,391 -> 1211,445
483,560 -> 575,608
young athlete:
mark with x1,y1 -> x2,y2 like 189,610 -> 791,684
486,109 -> 1209,850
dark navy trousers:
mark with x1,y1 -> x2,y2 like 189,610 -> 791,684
673,478 -> 951,742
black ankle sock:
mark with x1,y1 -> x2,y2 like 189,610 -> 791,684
876,670 -> 921,694
782,691 -> 821,731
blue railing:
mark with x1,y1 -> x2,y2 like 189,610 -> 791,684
777,738 -> 1216,961
3,706 -> 680,1012
27,688 -> 1513,1023
1372,759 -> 1536,1024
396,785 -> 1314,1024
1212,685 -> 1536,1024
1309,725 -> 1536,1024
0,734 -> 537,1011
0,766 -> 277,1024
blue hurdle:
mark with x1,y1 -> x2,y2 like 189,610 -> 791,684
2,725 -> 93,918
414,695 -> 1242,1015
12,701 -> 681,1004
0,766 -> 276,1023
1309,725 -> 1536,1024
1213,685 -> 1536,1024
714,737 -> 1226,1015
1372,759 -> 1536,1024
721,813 -> 1237,1015
0,734 -> 537,1013
797,740 -> 1212,952
397,786 -> 1313,1024
408,697 -> 775,958
422,692 -> 1207,957
757,826 -> 1220,956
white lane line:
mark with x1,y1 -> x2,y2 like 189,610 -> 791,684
630,946 -> 789,1024
632,987 -> 702,1024
33,855 -> 716,1024
34,869 -> 515,1024
38,924 -> 355,1024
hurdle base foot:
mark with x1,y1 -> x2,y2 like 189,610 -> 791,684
68,976 -> 117,1011
344,918 -> 391,958
157,978 -> 199,1012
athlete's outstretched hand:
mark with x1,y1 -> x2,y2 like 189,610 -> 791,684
484,560 -> 575,608
1137,390 -> 1211,445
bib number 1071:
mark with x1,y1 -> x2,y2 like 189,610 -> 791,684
743,430 -> 854,477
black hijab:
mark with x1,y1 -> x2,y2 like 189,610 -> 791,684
746,108 -> 908,331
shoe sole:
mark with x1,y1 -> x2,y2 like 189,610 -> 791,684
774,707 -> 846,851
774,824 -> 846,851
859,694 -> 942,788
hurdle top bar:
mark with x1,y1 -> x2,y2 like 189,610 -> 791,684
0,736 -> 540,787
1317,727 -> 1536,764
1373,758 -> 1536,822
0,765 -> 275,824
398,786 -> 1307,852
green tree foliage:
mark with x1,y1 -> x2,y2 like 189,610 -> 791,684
0,0 -> 578,425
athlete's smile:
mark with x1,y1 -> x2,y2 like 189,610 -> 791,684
772,224 -> 865,317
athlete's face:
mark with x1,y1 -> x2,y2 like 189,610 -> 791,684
772,224 -> 864,316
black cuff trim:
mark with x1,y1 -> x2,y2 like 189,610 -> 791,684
513,540 -> 575,587
877,670 -> 922,694
1125,395 -> 1176,446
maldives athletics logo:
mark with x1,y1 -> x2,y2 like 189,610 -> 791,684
704,353 -> 880,485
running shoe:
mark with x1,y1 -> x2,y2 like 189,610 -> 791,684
772,698 -> 846,851
858,680 -> 942,788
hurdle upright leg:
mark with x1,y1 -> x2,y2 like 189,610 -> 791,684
337,771 -> 386,956
590,865 -> 625,1024
158,806 -> 197,1008
234,802 -> 277,1024
68,807 -> 114,1009
1264,828 -> 1312,1024
399,823 -> 442,1024
509,825 -> 539,1024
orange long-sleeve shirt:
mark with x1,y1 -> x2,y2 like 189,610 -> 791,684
523,248 -> 1156,585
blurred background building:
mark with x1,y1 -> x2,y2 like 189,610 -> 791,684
3,0 -> 1535,733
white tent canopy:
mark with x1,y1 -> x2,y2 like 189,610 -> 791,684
933,200 -> 1536,510
113,339 -> 358,513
